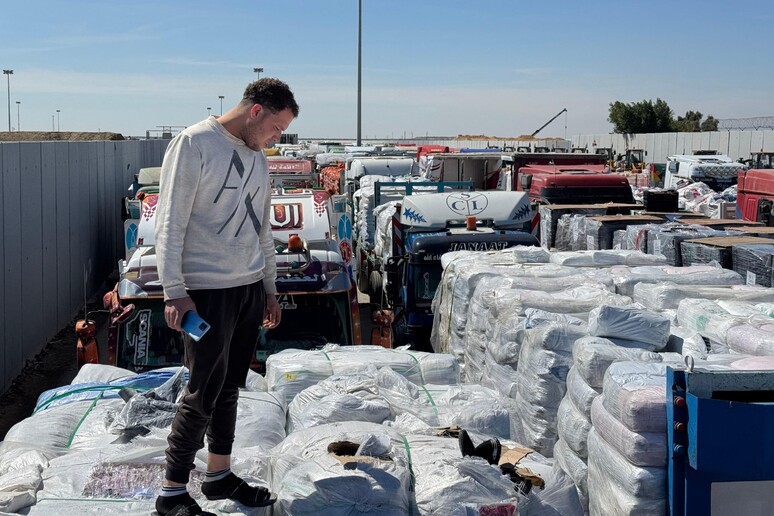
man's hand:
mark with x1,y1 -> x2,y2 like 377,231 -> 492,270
165,296 -> 197,331
264,294 -> 282,329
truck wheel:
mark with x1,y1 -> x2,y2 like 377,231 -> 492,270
370,270 -> 383,304
357,256 -> 370,294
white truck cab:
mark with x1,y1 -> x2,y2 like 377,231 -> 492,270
664,154 -> 747,190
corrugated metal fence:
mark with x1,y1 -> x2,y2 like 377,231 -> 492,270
0,139 -> 169,393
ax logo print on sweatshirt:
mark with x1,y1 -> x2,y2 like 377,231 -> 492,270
214,150 -> 263,237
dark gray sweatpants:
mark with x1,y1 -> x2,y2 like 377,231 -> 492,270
164,280 -> 265,484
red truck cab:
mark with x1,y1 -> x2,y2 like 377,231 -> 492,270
737,168 -> 774,224
516,164 -> 635,205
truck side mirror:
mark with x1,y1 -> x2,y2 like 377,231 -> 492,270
520,174 -> 533,191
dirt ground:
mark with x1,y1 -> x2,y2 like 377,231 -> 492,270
0,131 -> 125,142
0,287 -> 110,440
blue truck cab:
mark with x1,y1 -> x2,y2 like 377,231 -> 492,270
382,190 -> 538,350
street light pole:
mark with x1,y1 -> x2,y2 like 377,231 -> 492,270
253,67 -> 263,80
207,107 -> 211,117
3,69 -> 13,132
356,0 -> 362,146
218,95 -> 224,115
16,101 -> 20,131
51,114 -> 55,131
56,109 -> 60,131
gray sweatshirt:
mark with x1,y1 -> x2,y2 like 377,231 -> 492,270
155,116 -> 277,301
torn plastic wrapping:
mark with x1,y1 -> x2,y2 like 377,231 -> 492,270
623,224 -> 661,252
732,243 -> 774,287
588,429 -> 667,506
549,250 -> 666,268
610,264 -> 744,297
403,434 -> 518,516
590,397 -> 666,468
587,305 -> 671,351
270,422 -> 412,516
556,396 -> 592,459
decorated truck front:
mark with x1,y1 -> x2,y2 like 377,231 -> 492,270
383,190 -> 538,350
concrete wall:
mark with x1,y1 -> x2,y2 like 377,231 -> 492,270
570,130 -> 774,162
0,139 -> 168,393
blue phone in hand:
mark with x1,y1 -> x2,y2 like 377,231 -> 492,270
181,311 -> 211,341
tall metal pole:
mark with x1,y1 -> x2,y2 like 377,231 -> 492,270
3,69 -> 13,132
16,101 -> 20,131
56,109 -> 60,131
207,107 -> 211,117
218,95 -> 224,115
356,0 -> 362,146
51,114 -> 55,131
253,67 -> 263,80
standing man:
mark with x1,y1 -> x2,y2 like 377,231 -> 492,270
154,78 -> 299,516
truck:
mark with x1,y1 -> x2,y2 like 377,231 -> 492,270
267,157 -> 317,189
737,166 -> 774,224
98,176 -> 360,373
378,190 -> 538,350
663,154 -> 747,191
418,152 -> 503,190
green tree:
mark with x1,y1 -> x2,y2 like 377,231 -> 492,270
700,115 -> 719,131
608,98 -> 674,133
674,110 -> 703,132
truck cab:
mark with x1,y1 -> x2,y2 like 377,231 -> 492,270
383,190 -> 538,350
664,154 -> 747,191
419,152 -> 503,190
737,167 -> 774,224
267,157 -> 317,189
516,164 -> 635,204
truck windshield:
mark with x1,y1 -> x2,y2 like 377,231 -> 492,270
263,292 -> 351,349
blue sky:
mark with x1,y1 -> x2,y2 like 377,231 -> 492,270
1,0 -> 772,139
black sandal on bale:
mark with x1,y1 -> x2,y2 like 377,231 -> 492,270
201,473 -> 277,507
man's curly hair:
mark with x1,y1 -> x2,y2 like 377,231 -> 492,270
242,78 -> 299,117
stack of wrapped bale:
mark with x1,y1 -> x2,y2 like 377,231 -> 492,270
732,243 -> 774,287
555,214 -> 589,251
539,204 -> 609,250
645,224 -> 730,266
465,278 -> 630,384
554,338 -> 663,512
587,362 -> 674,516
430,249 -> 550,363
584,215 -> 663,251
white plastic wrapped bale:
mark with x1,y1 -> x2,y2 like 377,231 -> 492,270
587,305 -> 671,351
565,366 -> 601,419
549,250 -> 666,268
590,396 -> 666,468
676,298 -> 764,347
431,253 -> 531,355
513,323 -> 589,457
232,391 -> 287,451
270,422 -> 412,515
266,345 -> 459,404
465,280 -> 622,383
600,361 -> 672,435
586,428 -> 666,516
0,464 -> 42,513
726,323 -> 774,355
572,337 -> 663,390
556,396 -> 592,459
372,201 -> 399,261
70,364 -> 137,384
555,214 -> 588,251
553,437 -> 589,512
404,434 -> 519,516
646,224 -> 727,266
376,368 -> 512,439
632,282 -> 774,311
610,264 -> 744,297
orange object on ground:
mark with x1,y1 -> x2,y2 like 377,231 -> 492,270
76,319 -> 100,369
